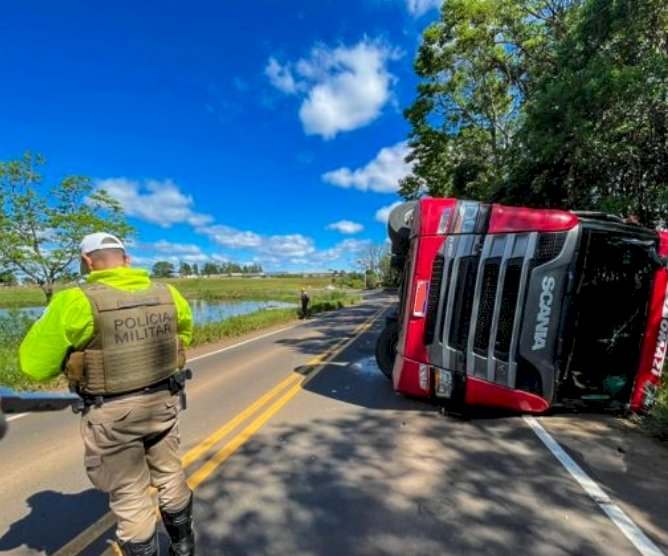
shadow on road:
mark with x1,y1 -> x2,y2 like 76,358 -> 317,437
0,489 -> 107,555
193,407 -> 620,556
192,314 -> 623,554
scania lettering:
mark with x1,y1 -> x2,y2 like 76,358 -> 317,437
376,198 -> 668,414
533,276 -> 555,351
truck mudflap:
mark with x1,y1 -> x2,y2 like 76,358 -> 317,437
630,231 -> 668,411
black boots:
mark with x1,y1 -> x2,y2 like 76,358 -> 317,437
160,493 -> 195,556
118,530 -> 159,556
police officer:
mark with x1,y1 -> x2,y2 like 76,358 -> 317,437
19,232 -> 195,556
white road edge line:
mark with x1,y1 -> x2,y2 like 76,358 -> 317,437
524,416 -> 665,556
7,413 -> 28,422
187,323 -> 300,363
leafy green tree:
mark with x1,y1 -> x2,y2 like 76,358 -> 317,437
152,261 -> 175,278
0,269 -> 17,286
192,263 -> 199,276
0,153 -> 133,302
202,262 -> 219,276
402,0 -> 579,201
507,0 -> 668,226
179,261 -> 192,277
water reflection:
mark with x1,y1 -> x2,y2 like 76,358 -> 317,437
188,299 -> 297,324
0,300 -> 297,325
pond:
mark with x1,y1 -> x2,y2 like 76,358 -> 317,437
0,299 -> 297,325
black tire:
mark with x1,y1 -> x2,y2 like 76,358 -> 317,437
388,202 -> 416,256
375,321 -> 399,379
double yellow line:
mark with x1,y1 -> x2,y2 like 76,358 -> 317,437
54,304 -> 386,556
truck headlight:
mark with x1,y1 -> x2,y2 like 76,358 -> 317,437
453,201 -> 479,234
419,363 -> 430,391
434,368 -> 454,398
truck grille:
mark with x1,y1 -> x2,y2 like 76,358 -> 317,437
424,254 -> 444,345
494,258 -> 523,360
449,256 -> 479,351
536,232 -> 567,265
433,230 -> 568,390
474,260 -> 500,355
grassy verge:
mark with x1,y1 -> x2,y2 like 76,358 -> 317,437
0,276 -> 347,309
0,292 -> 360,391
647,371 -> 668,439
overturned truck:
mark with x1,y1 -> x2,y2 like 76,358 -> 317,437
376,198 -> 668,414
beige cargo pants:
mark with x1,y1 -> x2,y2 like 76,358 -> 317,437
80,390 -> 192,542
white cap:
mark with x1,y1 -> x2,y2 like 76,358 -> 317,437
80,232 -> 125,255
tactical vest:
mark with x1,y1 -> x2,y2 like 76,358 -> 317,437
65,282 -> 183,395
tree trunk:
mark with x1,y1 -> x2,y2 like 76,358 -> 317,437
42,281 -> 54,304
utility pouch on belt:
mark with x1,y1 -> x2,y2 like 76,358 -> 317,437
66,283 -> 181,396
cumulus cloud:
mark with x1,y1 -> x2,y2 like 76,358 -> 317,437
265,57 -> 299,94
375,201 -> 403,223
326,220 -> 364,234
406,0 -> 442,16
97,178 -> 213,228
322,141 -> 412,193
311,238 -> 372,263
140,240 -> 205,256
198,224 -> 316,259
265,39 -> 399,138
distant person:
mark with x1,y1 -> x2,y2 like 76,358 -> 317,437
300,288 -> 310,319
19,232 -> 195,556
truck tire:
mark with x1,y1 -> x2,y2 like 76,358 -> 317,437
375,321 -> 398,379
388,202 -> 416,256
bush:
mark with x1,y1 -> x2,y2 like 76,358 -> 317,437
647,369 -> 668,439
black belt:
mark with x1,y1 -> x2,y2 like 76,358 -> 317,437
81,377 -> 173,408
78,369 -> 193,412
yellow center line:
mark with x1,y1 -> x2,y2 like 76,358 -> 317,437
56,304 -> 387,556
187,305 -> 386,490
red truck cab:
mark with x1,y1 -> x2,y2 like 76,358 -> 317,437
377,198 -> 668,414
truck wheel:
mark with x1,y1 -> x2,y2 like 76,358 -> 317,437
375,322 -> 398,379
388,202 -> 416,256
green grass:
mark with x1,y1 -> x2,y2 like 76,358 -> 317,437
0,276 -> 351,308
0,290 -> 360,391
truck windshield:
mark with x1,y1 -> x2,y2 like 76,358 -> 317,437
560,225 -> 658,402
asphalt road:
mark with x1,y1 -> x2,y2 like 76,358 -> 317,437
0,294 -> 667,556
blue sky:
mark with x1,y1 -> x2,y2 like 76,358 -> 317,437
0,0 -> 441,272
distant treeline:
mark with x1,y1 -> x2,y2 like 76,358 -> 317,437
152,261 -> 264,277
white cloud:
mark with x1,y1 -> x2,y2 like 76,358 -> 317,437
375,201 -> 403,223
406,0 -> 442,17
97,178 -> 213,228
312,238 -> 372,263
197,224 -> 263,249
326,220 -> 364,234
198,224 -> 316,259
265,57 -> 299,94
141,240 -> 204,256
322,141 -> 412,193
266,39 -> 399,138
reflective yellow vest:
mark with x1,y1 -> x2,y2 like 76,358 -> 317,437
19,267 -> 193,384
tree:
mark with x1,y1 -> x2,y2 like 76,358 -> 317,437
0,268 -> 16,286
0,153 -> 134,302
356,243 -> 388,288
202,262 -> 219,276
192,263 -> 199,276
507,0 -> 668,226
179,261 -> 192,277
402,0 -> 580,201
152,261 -> 175,278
